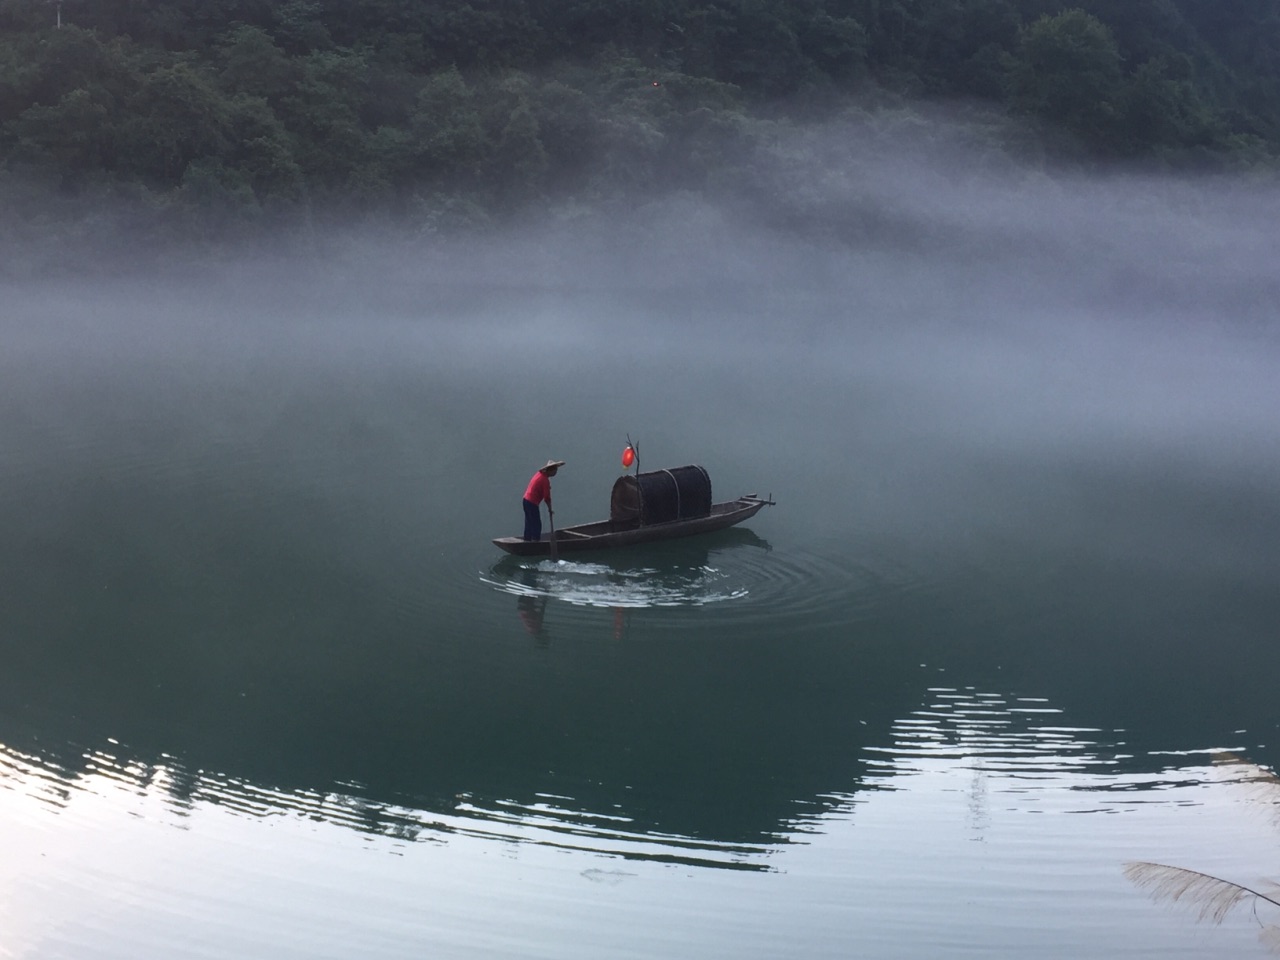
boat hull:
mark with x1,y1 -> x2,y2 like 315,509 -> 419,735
492,497 -> 772,557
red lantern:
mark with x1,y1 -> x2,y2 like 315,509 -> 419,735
621,446 -> 635,468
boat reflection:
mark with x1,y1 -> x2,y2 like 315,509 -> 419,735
484,528 -> 773,642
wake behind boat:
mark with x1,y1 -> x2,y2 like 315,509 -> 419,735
493,464 -> 774,557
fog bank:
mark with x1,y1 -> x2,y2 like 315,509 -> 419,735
3,125 -> 1277,580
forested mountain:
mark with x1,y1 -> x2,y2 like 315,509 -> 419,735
1,0 -> 1277,238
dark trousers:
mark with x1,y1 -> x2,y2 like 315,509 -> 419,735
522,498 -> 541,541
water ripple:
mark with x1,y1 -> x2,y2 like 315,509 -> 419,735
481,558 -> 747,609
479,534 -> 941,633
0,739 -> 777,871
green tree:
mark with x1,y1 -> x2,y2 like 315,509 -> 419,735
681,1 -> 815,96
476,75 -> 549,205
799,11 -> 869,82
1119,54 -> 1216,152
5,28 -> 139,183
271,0 -> 333,55
0,33 -> 40,126
929,0 -> 1020,95
276,48 -> 371,187
179,156 -> 260,221
118,61 -> 237,185
224,94 -> 303,201
1013,9 -> 1125,149
537,0 -> 679,61
19,26 -> 135,114
0,0 -> 50,31
218,24 -> 295,103
419,2 -> 544,69
407,66 -> 487,187
12,87 -> 117,180
527,78 -> 600,191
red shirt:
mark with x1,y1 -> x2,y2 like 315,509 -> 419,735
523,470 -> 551,505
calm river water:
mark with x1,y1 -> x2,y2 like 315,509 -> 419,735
2,184 -> 1279,958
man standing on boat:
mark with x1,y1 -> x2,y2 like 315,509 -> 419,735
523,459 -> 564,542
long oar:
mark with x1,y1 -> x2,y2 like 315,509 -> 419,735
548,508 -> 558,561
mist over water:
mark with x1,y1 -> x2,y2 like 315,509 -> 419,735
3,135 -> 1280,957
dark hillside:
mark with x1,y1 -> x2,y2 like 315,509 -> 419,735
0,0 -> 1276,252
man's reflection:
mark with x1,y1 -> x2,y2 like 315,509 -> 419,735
515,565 -> 548,642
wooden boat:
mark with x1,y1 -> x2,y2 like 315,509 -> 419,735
492,494 -> 775,557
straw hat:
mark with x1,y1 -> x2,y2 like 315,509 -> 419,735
541,459 -> 566,472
